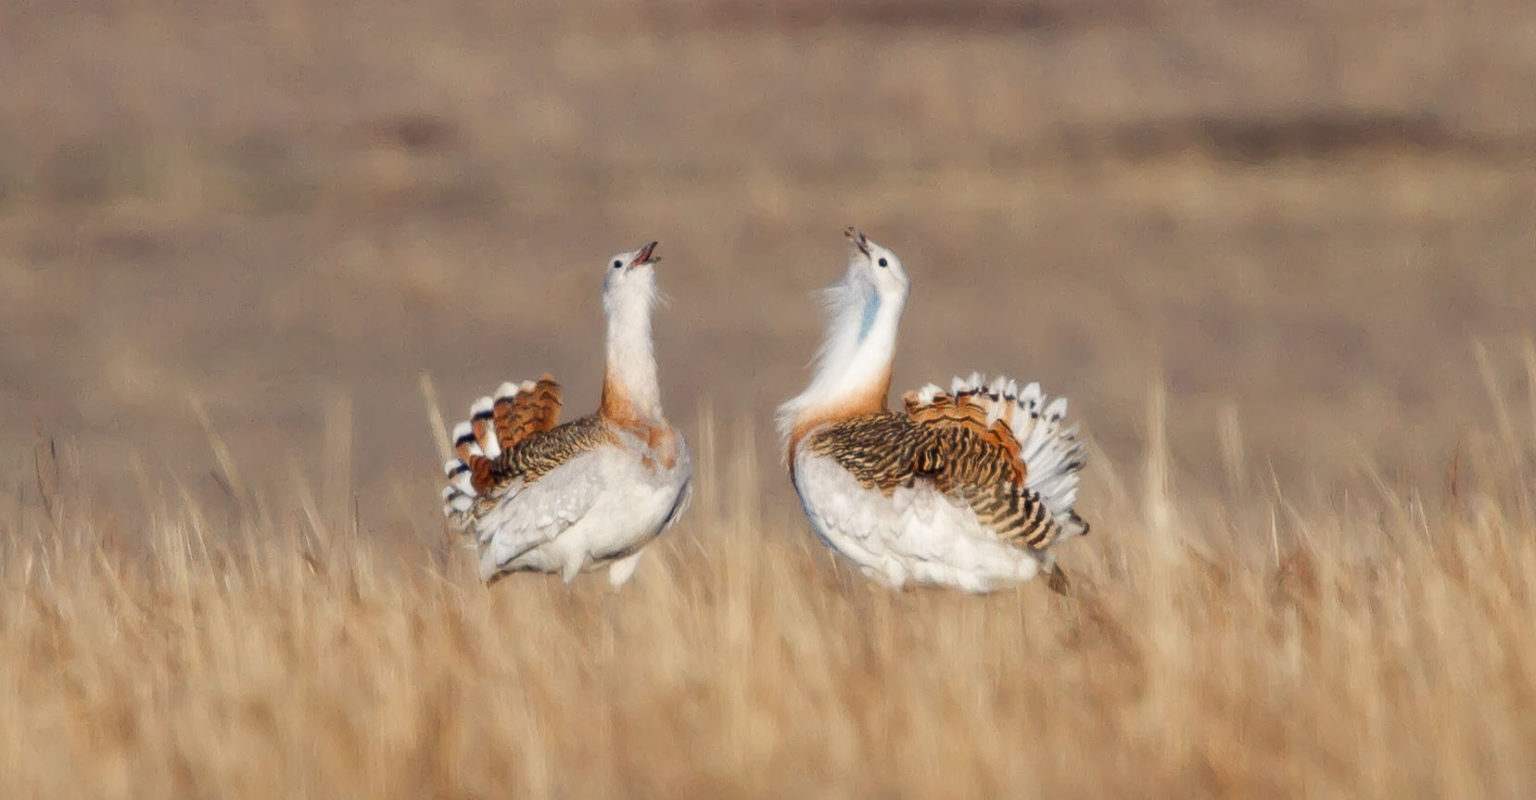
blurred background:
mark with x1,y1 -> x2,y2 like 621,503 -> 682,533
3,0 -> 1534,537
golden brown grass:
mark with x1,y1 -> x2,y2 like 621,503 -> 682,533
6,2 -> 1536,796
5,391 -> 1535,799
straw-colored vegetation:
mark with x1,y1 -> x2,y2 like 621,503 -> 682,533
5,0 -> 1536,796
4,378 -> 1535,797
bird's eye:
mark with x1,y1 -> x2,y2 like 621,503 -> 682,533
613,260 -> 624,269
877,257 -> 889,268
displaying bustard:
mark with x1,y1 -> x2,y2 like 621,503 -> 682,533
442,241 -> 692,587
776,228 -> 1089,593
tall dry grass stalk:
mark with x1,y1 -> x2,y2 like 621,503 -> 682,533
3,382 -> 1535,798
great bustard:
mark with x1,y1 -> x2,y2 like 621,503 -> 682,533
442,241 -> 692,587
776,228 -> 1089,593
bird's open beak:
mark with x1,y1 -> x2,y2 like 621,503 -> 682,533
844,227 -> 871,256
633,241 -> 660,266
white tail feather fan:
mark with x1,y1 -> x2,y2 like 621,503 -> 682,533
941,373 -> 1087,531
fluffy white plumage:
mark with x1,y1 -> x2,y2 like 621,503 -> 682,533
776,231 -> 909,450
793,451 -> 1041,592
469,438 -> 690,583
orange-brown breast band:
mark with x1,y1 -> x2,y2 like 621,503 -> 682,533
787,369 -> 893,463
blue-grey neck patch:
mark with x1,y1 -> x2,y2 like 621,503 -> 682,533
857,292 -> 881,341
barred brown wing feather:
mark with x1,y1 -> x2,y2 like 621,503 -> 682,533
494,374 -> 564,452
476,414 -> 615,496
904,388 -> 1073,550
806,406 -> 1068,552
803,413 -> 923,492
903,389 -> 1024,484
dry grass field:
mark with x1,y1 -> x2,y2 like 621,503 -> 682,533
4,0 -> 1536,796
4,408 -> 1536,797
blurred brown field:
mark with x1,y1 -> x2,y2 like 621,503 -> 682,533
3,1 -> 1536,796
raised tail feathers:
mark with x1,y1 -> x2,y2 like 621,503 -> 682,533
494,375 -> 562,451
905,372 -> 1089,540
440,420 -> 491,528
440,374 -> 564,527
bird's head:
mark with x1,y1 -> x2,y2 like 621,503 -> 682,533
602,240 -> 661,313
843,227 -> 909,302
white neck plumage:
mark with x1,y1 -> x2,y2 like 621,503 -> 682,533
600,278 -> 664,425
777,279 -> 904,454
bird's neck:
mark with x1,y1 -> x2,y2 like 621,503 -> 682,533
599,287 -> 664,427
778,286 -> 903,456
